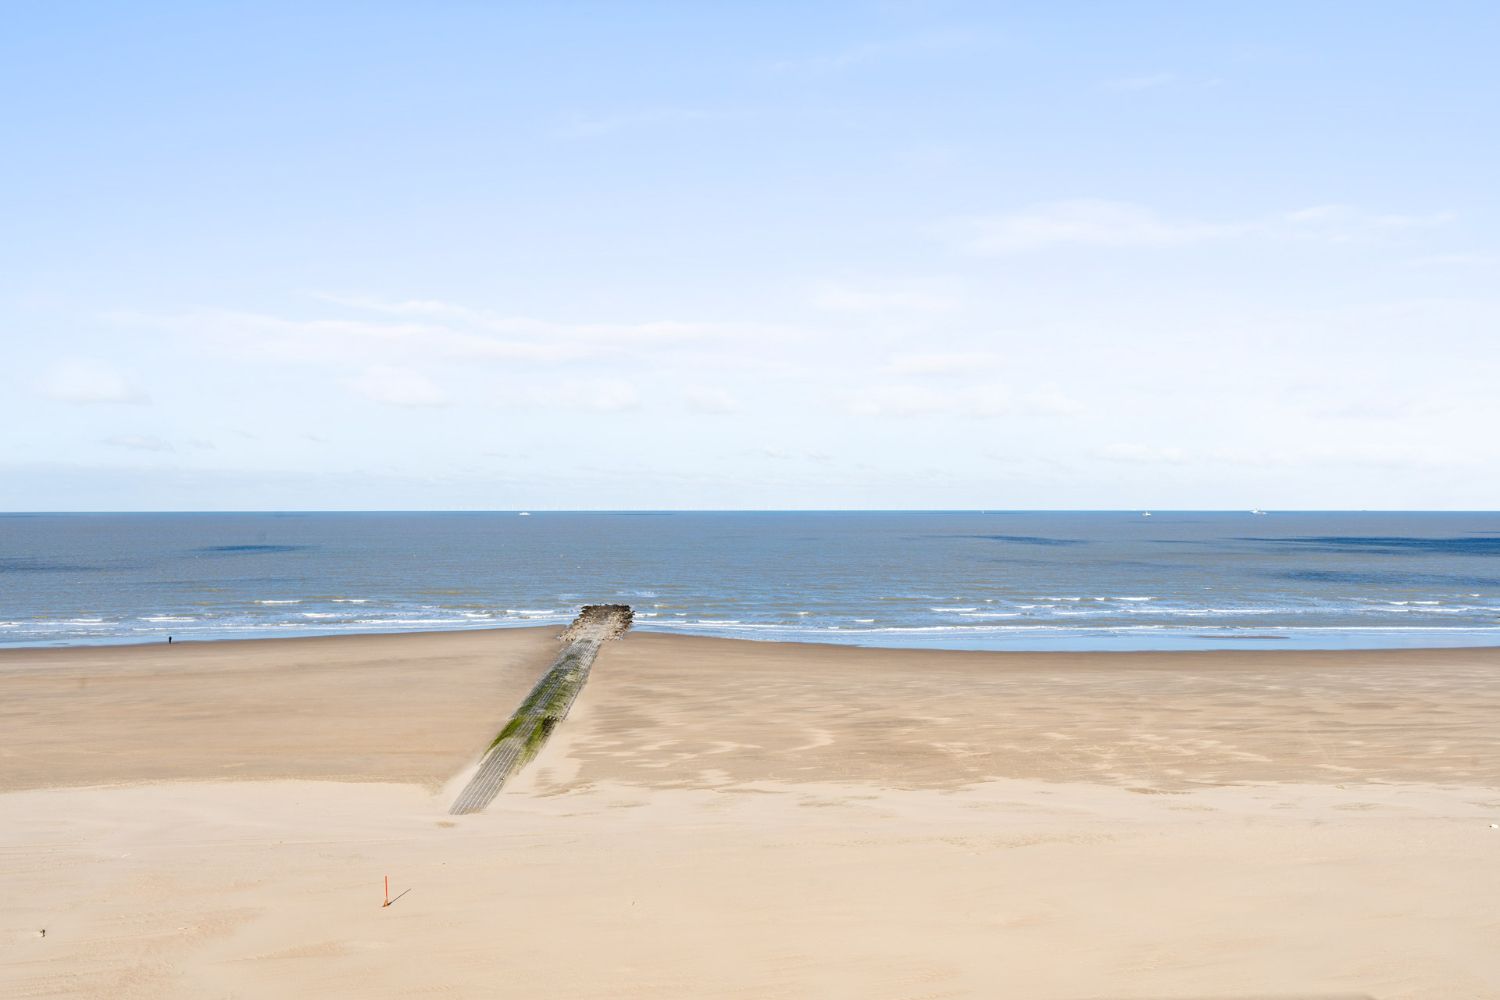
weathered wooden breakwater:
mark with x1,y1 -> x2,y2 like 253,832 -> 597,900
449,604 -> 632,814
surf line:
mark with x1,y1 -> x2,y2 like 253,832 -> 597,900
448,604 -> 633,815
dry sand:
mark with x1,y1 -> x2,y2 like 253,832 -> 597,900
4,629 -> 1500,999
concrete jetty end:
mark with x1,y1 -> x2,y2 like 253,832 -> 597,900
448,604 -> 632,814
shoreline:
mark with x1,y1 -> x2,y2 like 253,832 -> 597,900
6,619 -> 1500,656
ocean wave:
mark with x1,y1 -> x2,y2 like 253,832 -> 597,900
661,621 -> 783,630
346,617 -> 478,626
643,621 -> 1500,636
255,599 -> 300,605
141,615 -> 195,622
931,606 -> 978,612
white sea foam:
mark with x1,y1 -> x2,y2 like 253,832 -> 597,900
349,617 -> 472,626
256,599 -> 300,605
332,598 -> 368,604
634,621 -> 1500,637
931,606 -> 978,612
300,612 -> 341,618
141,615 -> 194,622
660,621 -> 779,630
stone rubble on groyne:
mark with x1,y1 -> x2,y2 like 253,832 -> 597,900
448,604 -> 632,815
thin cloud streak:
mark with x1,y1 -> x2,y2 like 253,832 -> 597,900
956,200 -> 1456,253
40,362 -> 150,405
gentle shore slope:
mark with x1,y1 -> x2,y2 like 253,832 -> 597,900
7,630 -> 1499,793
4,630 -> 1500,998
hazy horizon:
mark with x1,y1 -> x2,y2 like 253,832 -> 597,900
4,507 -> 1498,514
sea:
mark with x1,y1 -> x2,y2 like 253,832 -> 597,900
2,511 -> 1498,651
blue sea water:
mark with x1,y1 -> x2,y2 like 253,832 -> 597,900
2,511 -> 1499,651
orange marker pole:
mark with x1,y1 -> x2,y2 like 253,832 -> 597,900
383,875 -> 390,907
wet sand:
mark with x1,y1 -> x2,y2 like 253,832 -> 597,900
4,629 -> 1499,998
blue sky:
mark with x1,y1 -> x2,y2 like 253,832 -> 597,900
4,2 -> 1498,509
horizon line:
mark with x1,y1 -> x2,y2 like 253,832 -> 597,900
4,508 -> 1498,516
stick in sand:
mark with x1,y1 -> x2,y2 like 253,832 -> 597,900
383,875 -> 390,908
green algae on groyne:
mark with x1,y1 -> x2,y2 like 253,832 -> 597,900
449,605 -> 632,814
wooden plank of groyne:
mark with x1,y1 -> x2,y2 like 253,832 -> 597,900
449,604 -> 632,814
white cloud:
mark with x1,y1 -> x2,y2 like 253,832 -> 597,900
111,301 -> 799,380
1282,204 -> 1455,240
684,386 -> 740,413
1094,439 -> 1492,472
116,308 -> 591,366
847,382 -> 1082,418
539,378 -> 641,412
1097,443 -> 1191,464
957,200 -> 1454,253
960,200 -> 1243,252
346,367 -> 449,407
314,294 -> 781,346
1406,252 -> 1500,268
102,433 -> 173,452
883,352 -> 999,376
813,279 -> 959,314
756,447 -> 833,464
40,361 -> 149,404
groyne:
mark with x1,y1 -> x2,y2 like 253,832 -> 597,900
448,604 -> 632,814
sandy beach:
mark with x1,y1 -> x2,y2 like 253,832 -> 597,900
4,628 -> 1500,999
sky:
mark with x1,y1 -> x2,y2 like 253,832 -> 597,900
3,2 -> 1498,510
